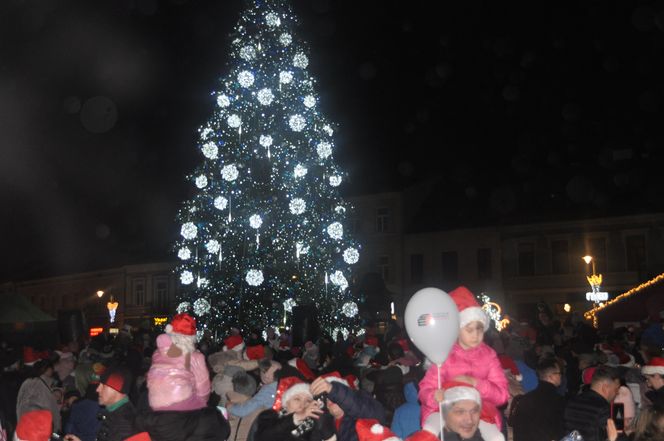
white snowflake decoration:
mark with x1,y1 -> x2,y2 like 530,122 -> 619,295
206,239 -> 221,254
279,71 -> 293,84
238,70 -> 255,88
178,247 -> 191,260
214,196 -> 228,210
265,12 -> 281,27
217,94 -> 230,108
289,114 -> 306,132
200,127 -> 213,140
259,135 -> 273,147
294,164 -> 308,177
176,302 -> 191,313
246,269 -> 264,286
289,198 -> 306,215
196,277 -> 209,288
240,45 -> 256,61
283,298 -> 296,313
221,164 -> 239,181
327,222 -> 343,240
342,302 -> 359,318
180,271 -> 194,285
329,175 -> 342,187
257,88 -> 274,105
249,214 -> 263,229
195,175 -> 208,189
333,327 -> 350,340
335,205 -> 346,214
193,298 -> 211,316
296,242 -> 310,256
303,95 -> 316,108
279,33 -> 292,46
317,141 -> 332,159
227,114 -> 242,128
201,142 -> 218,159
181,222 -> 198,239
293,52 -> 308,69
330,270 -> 348,290
323,125 -> 334,136
343,247 -> 360,264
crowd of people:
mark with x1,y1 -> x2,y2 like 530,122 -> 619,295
3,285 -> 664,441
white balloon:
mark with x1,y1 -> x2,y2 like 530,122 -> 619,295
404,287 -> 459,365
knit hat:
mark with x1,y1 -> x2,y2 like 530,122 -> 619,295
124,432 -> 151,441
224,335 -> 245,352
15,410 -> 52,441
355,419 -> 401,441
442,381 -> 481,406
449,286 -> 489,329
272,376 -> 312,411
288,357 -> 315,380
245,344 -> 265,360
405,431 -> 439,441
642,357 -> 664,376
100,366 -> 133,395
90,362 -> 107,384
166,313 -> 196,336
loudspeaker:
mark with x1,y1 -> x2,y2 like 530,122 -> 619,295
58,310 -> 86,345
291,305 -> 320,347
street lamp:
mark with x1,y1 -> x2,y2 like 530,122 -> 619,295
582,255 -> 596,275
96,290 -> 104,298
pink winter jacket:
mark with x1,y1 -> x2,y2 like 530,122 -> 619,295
147,336 -> 211,411
418,342 -> 509,426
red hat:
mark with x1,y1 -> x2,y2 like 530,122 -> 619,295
100,366 -> 133,395
272,376 -> 312,411
582,366 -> 597,385
319,371 -> 350,388
15,410 -> 52,441
355,419 -> 400,441
405,431 -> 439,441
364,336 -> 379,346
124,433 -> 151,441
224,335 -> 245,352
449,286 -> 489,329
345,374 -> 359,390
642,357 -> 664,376
396,338 -> 410,352
498,354 -> 521,379
22,347 -> 43,366
166,313 -> 196,336
245,345 -> 265,360
288,357 -> 315,381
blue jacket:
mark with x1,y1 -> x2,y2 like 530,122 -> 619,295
391,382 -> 420,439
328,382 -> 386,441
65,398 -> 102,441
230,382 -> 277,418
515,360 -> 538,393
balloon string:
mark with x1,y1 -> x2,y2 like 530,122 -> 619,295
437,363 -> 443,440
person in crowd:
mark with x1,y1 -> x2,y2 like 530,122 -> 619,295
146,313 -> 210,411
354,419 -> 400,441
303,342 -> 320,372
310,372 -> 386,441
14,409 -> 52,441
228,359 -> 279,418
642,357 -> 664,407
65,365 -> 139,441
64,377 -> 103,441
16,349 -> 61,433
391,382 -> 421,439
365,342 -> 408,424
629,404 -> 664,441
440,381 -> 497,441
226,370 -> 260,441
509,357 -> 565,441
564,365 -> 627,441
418,286 -> 508,440
251,376 -> 336,441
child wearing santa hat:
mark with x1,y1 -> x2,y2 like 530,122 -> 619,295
146,313 -> 210,411
418,286 -> 508,441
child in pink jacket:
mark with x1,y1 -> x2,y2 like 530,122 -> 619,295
418,286 -> 508,441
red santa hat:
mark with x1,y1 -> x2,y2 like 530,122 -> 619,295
223,335 -> 245,352
245,345 -> 265,360
449,286 -> 489,329
345,374 -> 359,390
364,336 -> 379,347
166,313 -> 197,336
498,354 -> 522,381
272,376 -> 312,411
441,381 -> 481,406
15,410 -> 52,441
124,432 -> 151,441
22,347 -> 43,366
642,357 -> 664,376
319,371 -> 350,388
355,419 -> 401,441
288,357 -> 315,380
405,431 -> 438,441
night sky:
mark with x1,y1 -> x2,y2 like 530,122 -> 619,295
3,0 -> 664,282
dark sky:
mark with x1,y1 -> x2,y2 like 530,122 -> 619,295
2,0 -> 664,282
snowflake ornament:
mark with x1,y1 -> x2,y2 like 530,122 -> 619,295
265,12 -> 281,27
257,88 -> 274,105
206,240 -> 221,254
259,135 -> 273,147
201,142 -> 218,159
289,115 -> 306,132
283,298 -> 296,313
227,114 -> 242,128
181,222 -> 198,239
329,176 -> 342,187
221,164 -> 239,181
342,302 -> 358,318
195,175 -> 208,189
180,271 -> 194,285
327,222 -> 343,240
240,45 -> 256,61
293,52 -> 308,68
193,298 -> 211,316
343,247 -> 359,264
279,33 -> 292,46
317,141 -> 332,159
176,302 -> 191,313
303,95 -> 316,108
249,214 -> 263,229
178,247 -> 191,260
279,71 -> 293,84
246,269 -> 264,286
238,71 -> 255,88
217,94 -> 230,108
214,196 -> 228,210
289,198 -> 306,215
294,164 -> 308,177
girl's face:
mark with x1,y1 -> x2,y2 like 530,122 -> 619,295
458,321 -> 484,349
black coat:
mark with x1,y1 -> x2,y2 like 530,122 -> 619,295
563,389 -> 628,441
96,400 -> 138,441
327,382 -> 386,441
510,381 -> 566,441
136,407 -> 230,441
645,386 -> 664,408
249,409 -> 335,441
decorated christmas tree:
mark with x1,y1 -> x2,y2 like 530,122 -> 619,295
173,0 -> 362,337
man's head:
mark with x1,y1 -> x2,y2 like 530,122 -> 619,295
642,357 -> 664,391
441,382 -> 482,439
97,366 -> 132,406
258,359 -> 281,385
590,365 -> 621,403
537,357 -> 562,387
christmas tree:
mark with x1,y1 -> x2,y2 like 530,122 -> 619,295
173,0 -> 361,337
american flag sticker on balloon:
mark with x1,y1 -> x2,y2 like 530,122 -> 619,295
417,312 -> 450,327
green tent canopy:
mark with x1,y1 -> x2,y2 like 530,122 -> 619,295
0,294 -> 56,324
